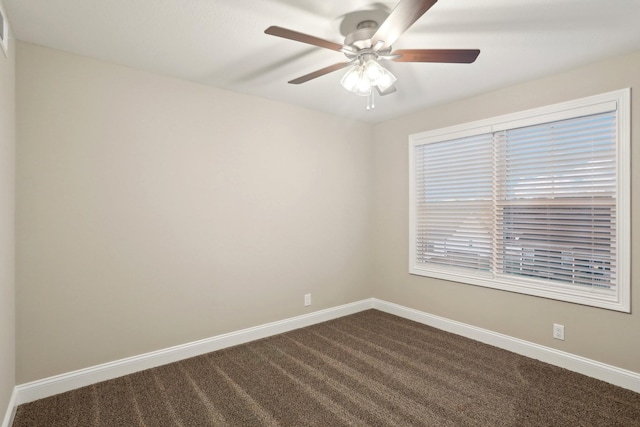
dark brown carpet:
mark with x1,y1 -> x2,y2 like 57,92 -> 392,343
12,309 -> 640,426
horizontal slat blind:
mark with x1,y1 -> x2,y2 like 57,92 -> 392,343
410,89 -> 629,311
495,111 -> 617,290
414,133 -> 494,272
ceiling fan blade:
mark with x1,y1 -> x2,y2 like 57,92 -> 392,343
288,62 -> 354,84
392,49 -> 480,63
371,0 -> 438,50
265,26 -> 353,53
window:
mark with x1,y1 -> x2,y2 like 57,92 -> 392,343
409,89 -> 630,312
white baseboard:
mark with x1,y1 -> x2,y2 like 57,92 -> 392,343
1,388 -> 16,427
372,299 -> 640,394
11,297 -> 640,416
14,299 -> 375,405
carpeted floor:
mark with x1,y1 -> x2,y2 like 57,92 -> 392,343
12,309 -> 640,426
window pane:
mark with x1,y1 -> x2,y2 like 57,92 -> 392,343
496,112 -> 617,291
498,204 -> 615,289
498,112 -> 617,200
414,133 -> 494,272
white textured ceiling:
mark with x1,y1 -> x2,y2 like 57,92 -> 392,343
4,0 -> 640,123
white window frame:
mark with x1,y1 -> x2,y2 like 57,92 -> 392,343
409,88 -> 630,312
0,0 -> 8,57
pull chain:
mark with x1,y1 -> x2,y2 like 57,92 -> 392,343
366,89 -> 376,110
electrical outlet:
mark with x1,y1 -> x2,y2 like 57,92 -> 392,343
553,323 -> 565,340
304,293 -> 311,307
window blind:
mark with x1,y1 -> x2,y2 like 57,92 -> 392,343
410,89 -> 629,311
495,112 -> 617,291
414,133 -> 494,272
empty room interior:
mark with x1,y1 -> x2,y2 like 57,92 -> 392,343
1,0 -> 640,425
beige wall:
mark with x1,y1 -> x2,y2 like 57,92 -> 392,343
16,42 -> 374,383
14,38 -> 640,385
0,7 -> 16,418
371,50 -> 640,373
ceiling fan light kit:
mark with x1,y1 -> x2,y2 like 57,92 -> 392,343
265,0 -> 480,111
340,57 -> 397,110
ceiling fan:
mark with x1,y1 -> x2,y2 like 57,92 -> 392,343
265,0 -> 480,110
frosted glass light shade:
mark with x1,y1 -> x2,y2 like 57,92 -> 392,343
376,68 -> 397,92
340,65 -> 360,92
355,75 -> 372,96
364,60 -> 384,81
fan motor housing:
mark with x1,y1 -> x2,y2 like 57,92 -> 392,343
344,21 -> 393,59
345,27 -> 376,49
